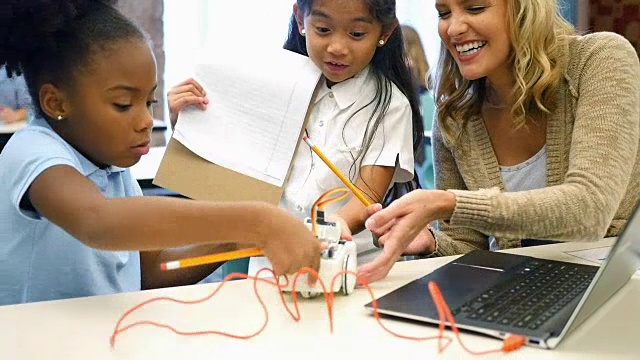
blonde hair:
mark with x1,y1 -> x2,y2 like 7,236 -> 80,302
401,25 -> 432,90
435,0 -> 575,145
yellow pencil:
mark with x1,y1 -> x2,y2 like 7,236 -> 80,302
162,135 -> 371,271
302,134 -> 372,207
161,248 -> 264,271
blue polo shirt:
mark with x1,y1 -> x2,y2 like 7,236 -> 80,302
0,117 -> 141,305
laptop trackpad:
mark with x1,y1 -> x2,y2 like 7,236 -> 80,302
429,263 -> 505,307
370,262 -> 506,321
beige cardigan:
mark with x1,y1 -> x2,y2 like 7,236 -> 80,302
431,32 -> 640,256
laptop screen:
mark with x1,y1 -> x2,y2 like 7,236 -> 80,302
563,201 -> 640,337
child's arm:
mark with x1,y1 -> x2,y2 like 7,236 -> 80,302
167,78 -> 208,128
28,165 -> 322,277
335,165 -> 395,236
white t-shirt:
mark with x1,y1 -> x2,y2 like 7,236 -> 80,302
488,145 -> 547,251
249,66 -> 415,276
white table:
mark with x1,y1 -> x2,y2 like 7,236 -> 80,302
1,238 -> 637,359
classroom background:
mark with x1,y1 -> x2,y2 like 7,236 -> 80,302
4,0 -> 638,159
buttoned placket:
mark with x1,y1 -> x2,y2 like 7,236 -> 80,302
293,90 -> 337,216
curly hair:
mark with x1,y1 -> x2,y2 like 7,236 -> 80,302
0,0 -> 146,119
435,0 -> 575,146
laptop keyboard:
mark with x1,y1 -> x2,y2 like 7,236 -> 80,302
451,260 -> 598,330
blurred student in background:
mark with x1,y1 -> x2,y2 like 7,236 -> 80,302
0,65 -> 32,124
401,25 -> 435,189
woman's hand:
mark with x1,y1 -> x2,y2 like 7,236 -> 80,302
356,190 -> 455,283
358,227 -> 435,283
378,226 -> 435,255
167,78 -> 208,127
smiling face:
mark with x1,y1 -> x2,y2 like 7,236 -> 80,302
55,39 -> 158,168
436,0 -> 511,83
295,0 -> 391,86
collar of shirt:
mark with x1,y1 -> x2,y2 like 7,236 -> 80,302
30,116 -> 126,177
314,66 -> 371,110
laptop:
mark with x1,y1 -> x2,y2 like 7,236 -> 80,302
365,202 -> 640,349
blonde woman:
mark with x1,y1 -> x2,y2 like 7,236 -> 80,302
360,0 -> 640,282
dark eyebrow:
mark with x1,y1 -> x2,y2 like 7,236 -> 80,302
107,85 -> 139,93
352,16 -> 373,24
310,9 -> 330,19
310,10 -> 373,24
107,83 -> 158,94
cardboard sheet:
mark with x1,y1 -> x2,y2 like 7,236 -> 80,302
154,48 -> 322,205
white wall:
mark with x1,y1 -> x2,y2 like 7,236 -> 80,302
164,0 -> 204,89
164,0 -> 441,92
397,0 -> 441,73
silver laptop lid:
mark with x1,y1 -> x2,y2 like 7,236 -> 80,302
549,202 -> 640,348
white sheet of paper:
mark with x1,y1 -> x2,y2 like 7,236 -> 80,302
565,246 -> 640,274
172,47 -> 322,187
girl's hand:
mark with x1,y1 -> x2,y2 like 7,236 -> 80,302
258,208 -> 322,279
167,78 -> 208,127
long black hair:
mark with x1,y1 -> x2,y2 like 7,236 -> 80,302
284,0 -> 424,205
0,0 -> 146,120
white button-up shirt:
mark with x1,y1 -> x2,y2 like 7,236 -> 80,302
280,66 -> 415,220
249,67 -> 415,276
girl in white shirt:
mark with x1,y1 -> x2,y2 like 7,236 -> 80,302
169,0 -> 423,263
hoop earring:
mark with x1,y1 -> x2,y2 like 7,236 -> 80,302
56,115 -> 64,121
378,39 -> 385,46
301,28 -> 306,36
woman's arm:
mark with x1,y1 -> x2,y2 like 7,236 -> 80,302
363,117 -> 490,258
429,116 -> 491,255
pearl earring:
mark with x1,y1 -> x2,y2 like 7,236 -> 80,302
378,39 -> 385,46
301,28 -> 306,36
57,115 -> 64,121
